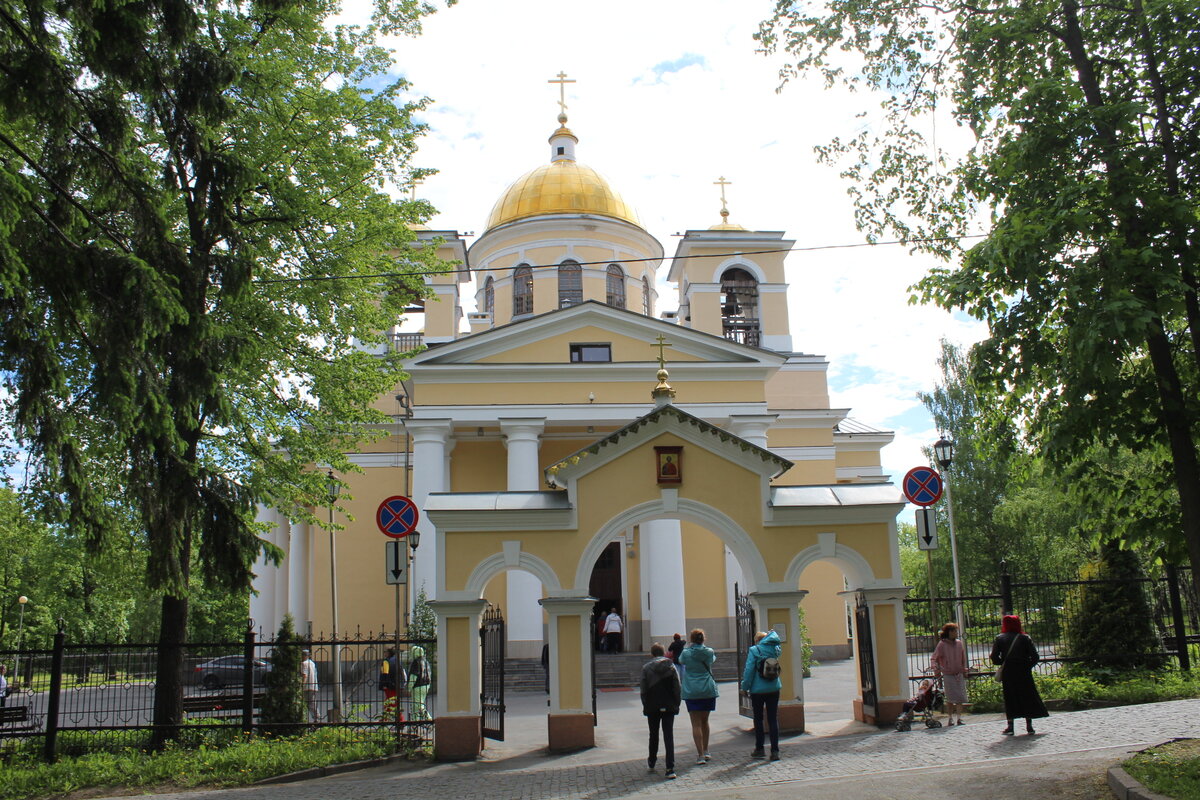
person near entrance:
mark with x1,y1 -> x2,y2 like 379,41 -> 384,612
640,642 -> 681,780
931,622 -> 968,726
603,608 -> 624,653
679,628 -> 717,764
667,633 -> 686,681
300,650 -> 319,723
741,630 -> 783,760
378,647 -> 406,721
407,645 -> 432,721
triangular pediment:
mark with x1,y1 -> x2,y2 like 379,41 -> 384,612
545,403 -> 792,488
408,301 -> 785,369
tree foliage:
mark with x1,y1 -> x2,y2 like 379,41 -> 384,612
0,0 -> 442,742
759,0 -> 1200,590
1063,541 -> 1165,677
260,614 -> 305,731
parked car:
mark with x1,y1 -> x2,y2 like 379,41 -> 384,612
192,655 -> 271,690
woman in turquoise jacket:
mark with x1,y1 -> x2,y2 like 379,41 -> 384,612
741,630 -> 783,760
677,628 -> 717,765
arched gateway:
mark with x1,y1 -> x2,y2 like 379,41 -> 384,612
427,395 -> 906,759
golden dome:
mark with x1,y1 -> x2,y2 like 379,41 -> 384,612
484,160 -> 641,231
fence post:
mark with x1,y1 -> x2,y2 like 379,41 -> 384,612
999,560 -> 1013,615
242,620 -> 256,737
43,620 -> 66,763
1166,565 -> 1190,672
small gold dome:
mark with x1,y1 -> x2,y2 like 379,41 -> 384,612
484,161 -> 641,231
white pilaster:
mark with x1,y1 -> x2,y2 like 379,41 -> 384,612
249,504 -> 278,634
539,597 -> 596,715
287,521 -> 311,633
640,519 -> 686,640
501,418 -> 547,654
750,589 -> 810,704
408,419 -> 453,599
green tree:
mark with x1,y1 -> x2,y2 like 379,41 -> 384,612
1063,541 -> 1164,677
759,0 -> 1200,593
259,614 -> 305,732
0,0 -> 441,745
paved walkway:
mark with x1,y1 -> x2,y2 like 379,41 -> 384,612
90,660 -> 1200,800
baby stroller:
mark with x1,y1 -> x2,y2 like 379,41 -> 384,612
895,678 -> 944,731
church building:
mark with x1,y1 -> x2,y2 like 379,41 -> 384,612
250,86 -> 909,757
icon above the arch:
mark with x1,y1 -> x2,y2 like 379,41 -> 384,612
655,446 -> 683,485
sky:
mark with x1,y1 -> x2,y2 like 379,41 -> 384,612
355,0 -> 989,486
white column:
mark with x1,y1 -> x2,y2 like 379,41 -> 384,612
641,519 -> 686,641
249,504 -> 278,634
408,419 -> 453,599
288,521 -> 311,633
272,512 -> 291,632
728,414 -> 778,450
501,418 -> 546,656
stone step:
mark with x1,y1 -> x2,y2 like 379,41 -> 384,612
502,650 -> 740,692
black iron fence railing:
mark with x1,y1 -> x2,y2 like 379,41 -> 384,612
0,627 -> 436,762
903,564 -> 1197,696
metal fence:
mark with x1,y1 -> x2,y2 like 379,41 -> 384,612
903,564 -> 1199,694
0,626 -> 436,762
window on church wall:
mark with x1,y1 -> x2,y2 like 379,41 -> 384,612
513,265 -> 533,316
720,267 -> 760,347
570,343 -> 611,362
483,276 -> 494,315
606,264 -> 626,309
558,261 -> 583,308
642,275 -> 651,316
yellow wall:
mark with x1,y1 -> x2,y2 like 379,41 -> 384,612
557,616 -> 582,708
759,292 -> 790,336
836,450 -> 883,468
766,427 -> 834,448
873,604 -> 901,698
477,326 -> 705,364
799,561 -> 849,647
775,461 -> 837,485
452,440 -> 507,492
446,616 -> 473,712
414,380 -> 765,406
765,371 -> 832,411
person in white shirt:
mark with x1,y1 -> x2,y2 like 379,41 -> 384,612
300,651 -> 319,723
0,664 -> 8,708
604,610 -> 624,653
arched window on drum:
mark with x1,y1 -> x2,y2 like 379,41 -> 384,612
642,275 -> 652,316
483,276 -> 495,316
559,260 -> 583,308
606,264 -> 626,309
720,267 -> 760,346
513,265 -> 533,316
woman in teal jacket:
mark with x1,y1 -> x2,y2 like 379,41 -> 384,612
741,630 -> 783,760
677,628 -> 717,765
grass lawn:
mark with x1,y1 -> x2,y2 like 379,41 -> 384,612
1123,739 -> 1200,800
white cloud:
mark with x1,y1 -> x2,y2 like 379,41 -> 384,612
348,0 -> 989,477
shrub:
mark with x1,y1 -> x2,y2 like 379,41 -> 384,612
259,614 -> 305,733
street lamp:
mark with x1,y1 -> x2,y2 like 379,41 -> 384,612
933,436 -> 965,632
15,596 -> 27,688
326,469 -> 343,722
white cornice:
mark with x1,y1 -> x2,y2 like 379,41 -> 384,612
774,446 -> 836,461
409,362 -> 778,384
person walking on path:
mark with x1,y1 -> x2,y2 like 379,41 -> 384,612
379,647 -> 406,722
640,642 -> 681,780
300,650 -> 319,723
604,608 -> 624,653
678,628 -> 718,765
741,630 -> 783,761
991,614 -> 1048,735
667,633 -> 686,682
407,645 -> 432,721
931,622 -> 968,726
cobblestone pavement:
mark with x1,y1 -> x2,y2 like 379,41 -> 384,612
91,697 -> 1200,800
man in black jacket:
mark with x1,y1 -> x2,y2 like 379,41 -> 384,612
640,643 -> 682,779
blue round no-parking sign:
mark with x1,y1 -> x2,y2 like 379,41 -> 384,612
902,467 -> 943,507
376,495 -> 419,538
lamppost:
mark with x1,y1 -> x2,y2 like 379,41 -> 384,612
408,528 -> 421,632
15,595 -> 27,688
326,469 -> 343,722
933,436 -> 965,632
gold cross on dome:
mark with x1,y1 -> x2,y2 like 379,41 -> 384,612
408,176 -> 425,202
548,71 -> 576,115
714,176 -> 732,207
652,334 -> 673,370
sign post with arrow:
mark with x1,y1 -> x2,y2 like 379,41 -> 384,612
904,468 -> 944,634
385,540 -> 408,585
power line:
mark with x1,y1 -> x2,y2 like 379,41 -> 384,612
253,233 -> 985,285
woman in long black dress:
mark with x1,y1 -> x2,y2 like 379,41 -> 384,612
991,614 -> 1049,735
